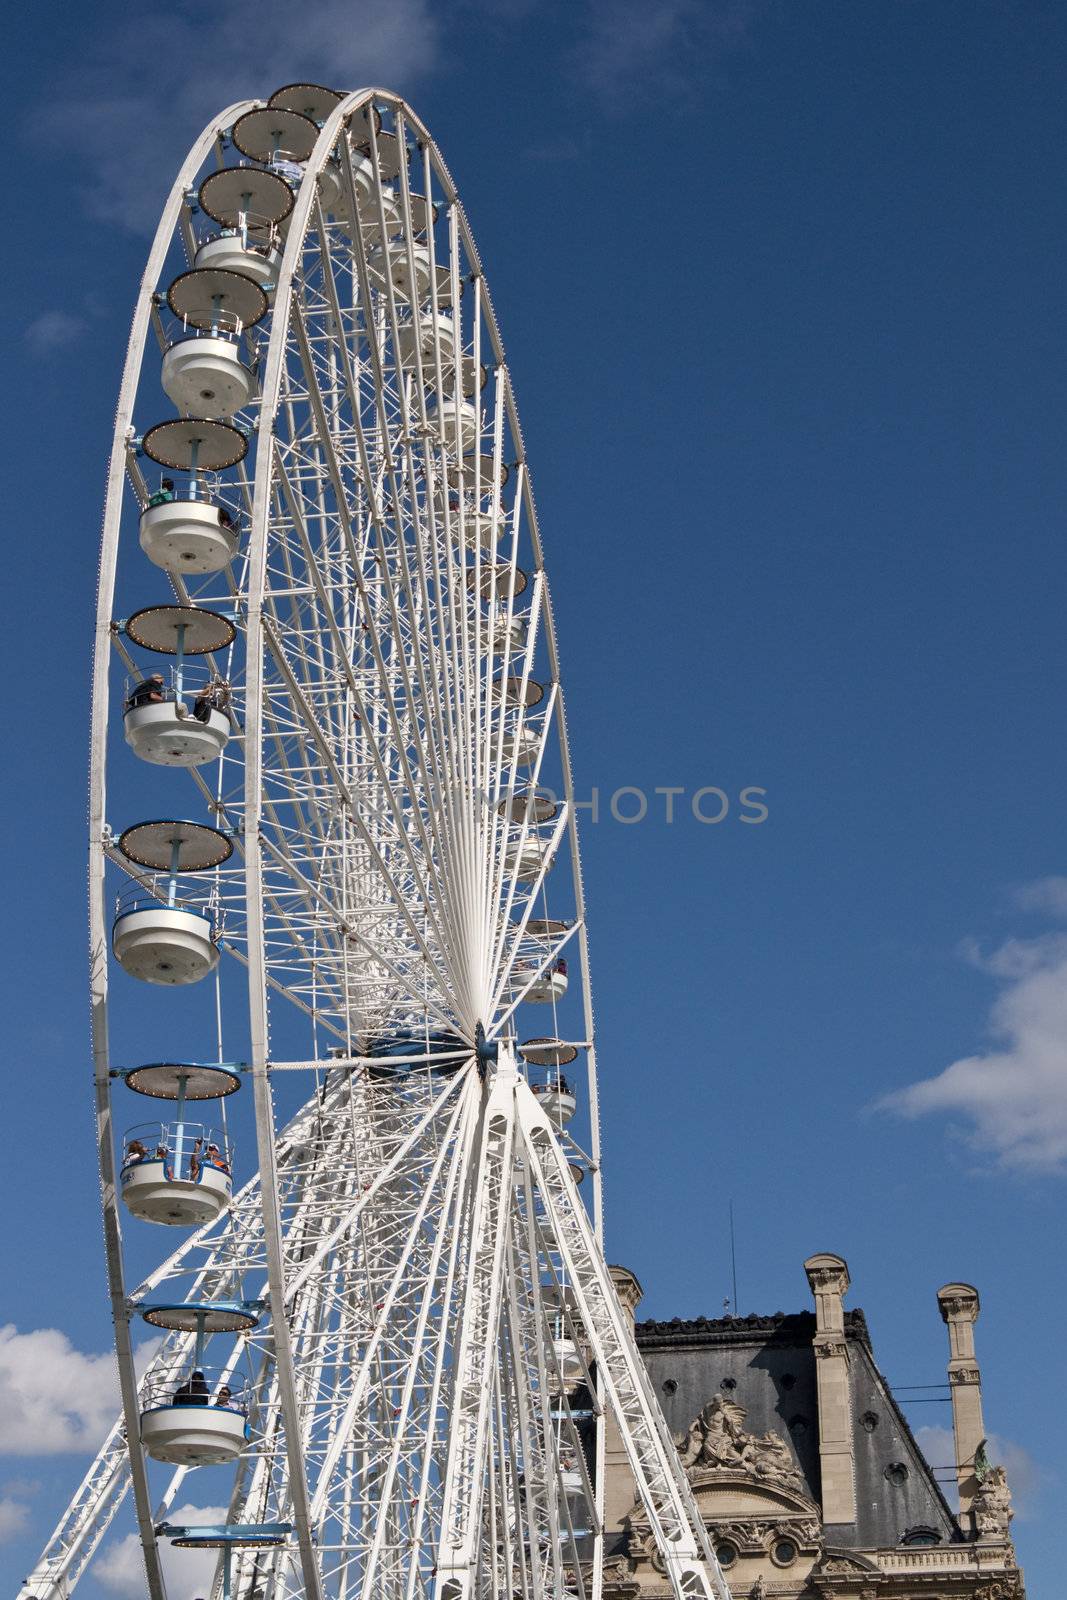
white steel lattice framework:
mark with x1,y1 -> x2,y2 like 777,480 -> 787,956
23,86 -> 731,1600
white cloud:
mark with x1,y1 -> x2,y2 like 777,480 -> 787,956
986,1432 -> 1041,1520
133,1334 -> 163,1378
42,0 -> 770,228
0,1495 -> 30,1542
24,310 -> 88,352
0,1325 -> 118,1454
1013,875 -> 1067,918
913,1422 -> 954,1465
914,1424 -> 958,1510
40,0 -> 442,230
1,1476 -> 41,1496
957,929 -> 1067,981
879,929 -> 1067,1173
571,0 -> 763,107
93,1532 -> 143,1599
96,1503 -> 228,1600
914,1425 -> 1040,1521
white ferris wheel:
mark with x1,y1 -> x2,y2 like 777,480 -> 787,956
23,85 -> 730,1600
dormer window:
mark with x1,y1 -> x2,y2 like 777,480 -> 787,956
901,1525 -> 940,1547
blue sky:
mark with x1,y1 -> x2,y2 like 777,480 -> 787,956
1,0 -> 1064,1593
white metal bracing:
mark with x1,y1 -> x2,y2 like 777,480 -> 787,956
24,86 -> 730,1600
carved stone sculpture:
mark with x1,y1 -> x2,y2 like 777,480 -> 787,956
973,1465 -> 1013,1539
752,1428 -> 799,1484
679,1394 -> 750,1468
677,1394 -> 805,1493
974,1582 -> 1024,1600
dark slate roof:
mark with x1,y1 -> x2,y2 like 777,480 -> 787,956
633,1306 -> 958,1551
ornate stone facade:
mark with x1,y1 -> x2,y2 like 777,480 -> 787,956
598,1254 -> 1025,1600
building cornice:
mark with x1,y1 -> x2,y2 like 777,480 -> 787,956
635,1308 -> 871,1350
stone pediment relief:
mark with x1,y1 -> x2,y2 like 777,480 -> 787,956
688,1468 -> 819,1519
810,1547 -> 883,1596
623,1396 -> 824,1578
814,1549 -> 880,1575
676,1394 -> 807,1498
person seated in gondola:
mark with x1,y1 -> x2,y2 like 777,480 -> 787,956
147,477 -> 176,508
187,1137 -> 204,1183
216,1384 -> 239,1412
217,505 -> 236,533
204,1142 -> 231,1176
127,673 -> 167,710
193,678 -> 230,724
173,1369 -> 210,1407
125,1138 -> 148,1165
534,1076 -> 563,1097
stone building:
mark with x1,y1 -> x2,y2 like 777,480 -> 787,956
598,1254 -> 1024,1599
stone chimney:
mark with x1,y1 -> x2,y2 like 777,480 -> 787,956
602,1266 -> 644,1538
936,1283 -> 986,1523
804,1252 -> 856,1526
609,1264 -> 644,1333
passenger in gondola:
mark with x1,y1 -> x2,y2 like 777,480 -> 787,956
127,673 -> 167,710
147,477 -> 176,508
205,1142 -> 231,1176
125,1138 -> 148,1164
218,505 -> 236,532
216,1384 -> 237,1411
193,678 -> 229,723
174,1369 -> 210,1407
188,1137 -> 203,1182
